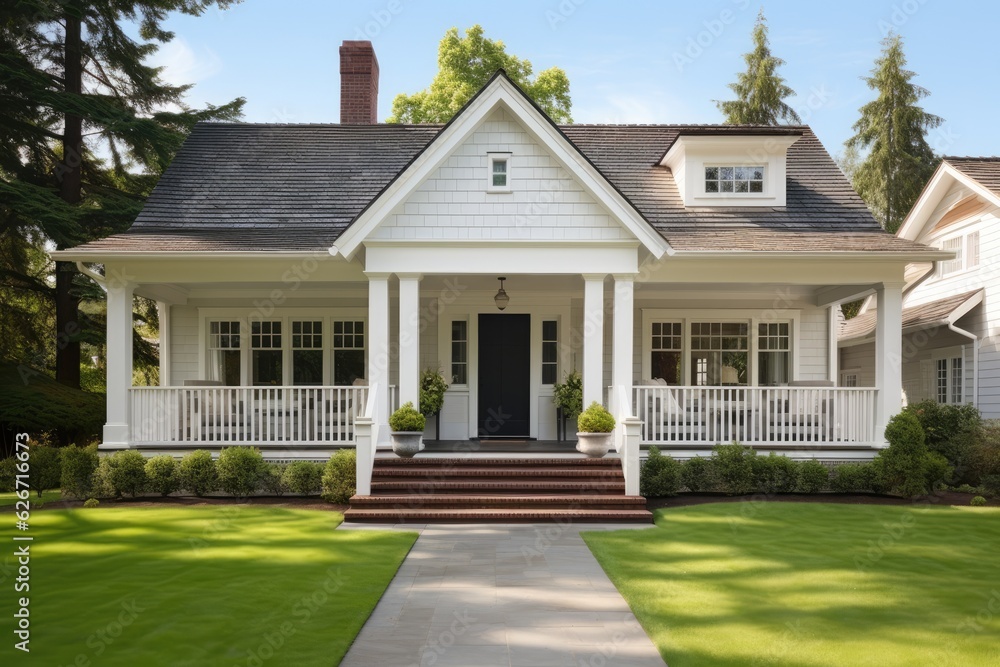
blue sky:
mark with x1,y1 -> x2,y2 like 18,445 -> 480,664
148,0 -> 999,158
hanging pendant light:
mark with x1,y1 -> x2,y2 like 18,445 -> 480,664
494,277 -> 510,311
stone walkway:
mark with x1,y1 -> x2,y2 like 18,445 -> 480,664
339,523 -> 665,667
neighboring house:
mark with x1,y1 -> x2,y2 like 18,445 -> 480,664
54,41 -> 945,466
839,157 -> 1000,417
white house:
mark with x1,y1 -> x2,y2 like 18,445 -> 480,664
839,157 -> 1000,417
54,41 -> 945,482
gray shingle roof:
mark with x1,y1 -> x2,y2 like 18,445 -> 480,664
839,289 -> 983,341
945,157 -> 1000,199
66,121 -> 933,255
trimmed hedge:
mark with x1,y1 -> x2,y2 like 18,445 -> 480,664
216,447 -> 266,499
640,447 -> 682,497
60,444 -> 99,499
283,461 -> 323,495
179,450 -> 217,496
681,456 -> 716,492
28,445 -> 61,497
102,450 -> 149,498
322,449 -> 356,503
753,453 -> 800,494
261,463 -> 288,496
145,455 -> 180,496
712,443 -> 757,495
797,460 -> 830,494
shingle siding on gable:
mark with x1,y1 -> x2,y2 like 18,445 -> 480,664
370,109 -> 628,242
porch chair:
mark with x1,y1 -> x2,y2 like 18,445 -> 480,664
639,378 -> 708,441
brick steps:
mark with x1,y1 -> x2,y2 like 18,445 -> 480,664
345,456 -> 652,524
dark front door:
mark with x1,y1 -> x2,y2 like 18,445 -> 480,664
478,314 -> 530,438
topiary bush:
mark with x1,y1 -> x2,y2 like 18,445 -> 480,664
577,402 -> 616,433
640,447 -> 682,497
83,498 -> 100,508
261,463 -> 288,496
970,495 -> 987,506
283,461 -> 323,495
878,411 -> 940,498
711,443 -> 757,495
419,369 -> 449,416
389,402 -> 426,432
60,444 -> 99,499
322,449 -> 356,503
28,444 -> 61,498
553,370 -> 583,421
797,460 -> 830,494
104,450 -> 149,498
144,455 -> 180,496
752,453 -> 800,494
216,447 -> 266,499
179,450 -> 217,497
681,456 -> 717,492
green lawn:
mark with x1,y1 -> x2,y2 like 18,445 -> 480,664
0,489 -> 63,506
7,507 -> 416,666
583,503 -> 1000,667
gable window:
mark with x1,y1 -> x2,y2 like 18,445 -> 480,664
651,322 -> 682,385
451,320 -> 468,385
208,321 -> 241,386
251,321 -> 283,386
705,165 -> 765,194
690,322 -> 748,386
332,320 -> 365,386
842,373 -> 858,388
488,153 -> 511,192
939,231 -> 979,277
758,322 -> 790,386
542,320 -> 558,385
292,321 -> 323,386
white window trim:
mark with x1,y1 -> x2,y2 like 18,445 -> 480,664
701,164 -> 768,198
640,309 -> 801,387
931,346 -> 966,405
487,152 -> 512,193
198,308 -> 367,387
933,225 -> 981,279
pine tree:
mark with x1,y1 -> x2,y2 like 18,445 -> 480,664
716,10 -> 801,125
846,34 -> 942,233
0,1 -> 244,387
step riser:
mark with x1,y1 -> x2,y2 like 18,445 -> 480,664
371,484 -> 626,494
343,510 -> 652,523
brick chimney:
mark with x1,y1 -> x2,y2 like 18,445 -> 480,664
340,40 -> 379,124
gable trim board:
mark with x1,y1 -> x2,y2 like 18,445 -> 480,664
330,71 -> 672,261
898,161 -> 1000,242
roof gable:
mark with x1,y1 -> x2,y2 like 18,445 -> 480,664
331,71 -> 671,259
898,159 -> 1000,242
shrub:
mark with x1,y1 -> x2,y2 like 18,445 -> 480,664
90,458 -> 115,499
753,453 -> 800,494
0,457 -> 18,492
577,402 -> 616,433
797,460 -> 830,494
832,463 -> 876,493
28,445 -> 61,497
970,495 -> 987,506
389,402 -> 426,432
712,443 -> 756,495
878,411 -> 940,498
145,455 -> 180,496
322,449 -> 356,503
420,369 -> 449,416
553,370 -> 583,421
640,447 -> 682,497
103,450 -> 148,498
83,498 -> 100,508
983,475 -> 1000,498
904,400 -> 981,476
283,461 -> 323,495
216,447 -> 266,499
967,422 -> 1000,486
953,483 -> 982,494
261,463 -> 288,496
60,444 -> 99,499
682,456 -> 716,492
179,450 -> 217,496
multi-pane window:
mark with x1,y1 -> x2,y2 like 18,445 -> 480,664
451,320 -> 468,385
952,357 -> 963,404
690,322 -> 748,385
292,321 -> 323,386
758,322 -> 790,386
332,320 -> 365,386
705,165 -> 765,194
488,154 -> 511,191
842,373 -> 858,388
542,320 -> 558,385
940,231 -> 980,277
251,321 -> 282,386
936,356 -> 964,404
651,322 -> 682,385
208,321 -> 241,386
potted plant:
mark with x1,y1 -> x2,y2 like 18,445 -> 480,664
420,369 -> 449,439
576,401 -> 616,458
552,370 -> 583,440
389,402 -> 426,458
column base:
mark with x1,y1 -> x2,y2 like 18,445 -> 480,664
101,423 -> 130,450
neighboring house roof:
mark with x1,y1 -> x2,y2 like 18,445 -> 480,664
898,157 -> 1000,241
945,157 -> 1000,199
61,79 -> 934,257
839,289 -> 984,342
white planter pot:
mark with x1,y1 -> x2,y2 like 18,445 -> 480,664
576,432 -> 613,458
391,431 -> 425,458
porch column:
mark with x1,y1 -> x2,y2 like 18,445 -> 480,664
367,273 -> 391,444
397,274 -> 421,409
156,301 -> 171,386
103,279 -> 135,448
875,282 -> 904,444
612,274 -> 635,415
583,274 -> 606,407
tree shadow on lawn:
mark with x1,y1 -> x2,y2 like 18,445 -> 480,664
9,506 -> 417,666
583,502 -> 1000,667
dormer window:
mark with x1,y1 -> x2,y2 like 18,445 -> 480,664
705,165 -> 765,194
488,153 -> 511,192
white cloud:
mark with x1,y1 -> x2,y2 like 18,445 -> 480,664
574,88 -> 696,124
147,37 -> 223,87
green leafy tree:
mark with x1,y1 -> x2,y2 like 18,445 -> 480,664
387,25 -> 572,124
0,0 -> 245,388
716,10 -> 801,125
846,34 -> 942,233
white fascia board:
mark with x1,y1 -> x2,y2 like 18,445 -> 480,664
51,249 -> 328,261
897,163 -> 1000,241
332,75 -> 671,260
364,243 -> 639,275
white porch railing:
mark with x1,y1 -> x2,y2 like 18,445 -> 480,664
354,383 -> 380,496
612,385 -> 642,496
632,385 -> 878,446
129,385 -> 398,445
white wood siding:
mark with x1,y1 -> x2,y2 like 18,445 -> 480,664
370,108 -> 631,242
169,305 -> 199,385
